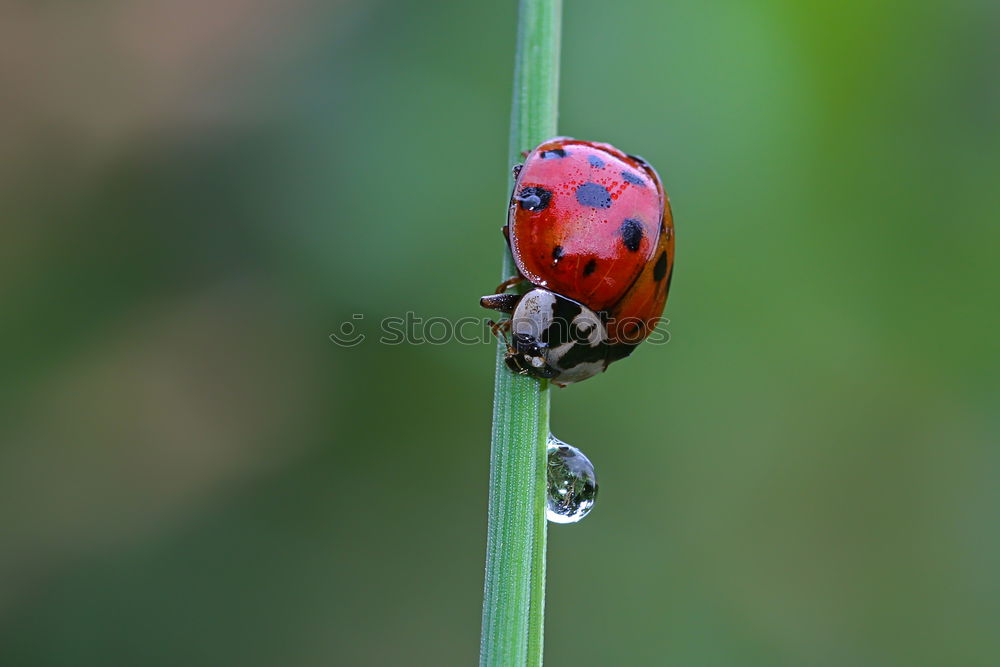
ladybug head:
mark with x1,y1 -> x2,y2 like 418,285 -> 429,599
508,289 -> 610,385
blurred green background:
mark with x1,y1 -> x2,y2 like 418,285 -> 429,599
2,0 -> 998,665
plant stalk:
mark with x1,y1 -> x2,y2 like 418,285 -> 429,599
479,1 -> 560,666
479,0 -> 562,667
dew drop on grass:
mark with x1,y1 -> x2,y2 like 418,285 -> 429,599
546,434 -> 598,524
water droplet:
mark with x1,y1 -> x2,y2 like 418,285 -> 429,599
546,435 -> 598,524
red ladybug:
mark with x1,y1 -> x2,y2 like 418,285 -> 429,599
481,137 -> 675,385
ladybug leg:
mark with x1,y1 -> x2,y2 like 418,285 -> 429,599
520,150 -> 529,159
511,164 -> 523,179
486,318 -> 512,343
487,320 -> 521,374
492,275 -> 527,295
504,352 -> 530,376
481,292 -> 521,313
481,293 -> 519,348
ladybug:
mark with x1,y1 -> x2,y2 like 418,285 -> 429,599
481,137 -> 675,385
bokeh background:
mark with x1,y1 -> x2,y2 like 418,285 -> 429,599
2,0 -> 998,665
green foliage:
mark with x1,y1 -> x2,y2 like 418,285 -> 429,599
480,2 -> 561,666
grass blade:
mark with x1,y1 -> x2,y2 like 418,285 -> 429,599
480,1 -> 561,666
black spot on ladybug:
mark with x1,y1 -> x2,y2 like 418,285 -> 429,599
552,245 -> 564,261
550,295 -> 583,323
516,186 -> 551,211
620,218 -> 644,252
606,342 -> 637,363
541,148 -> 568,159
588,155 -> 605,169
555,337 -> 608,370
575,182 -> 612,209
541,296 -> 584,345
583,258 -> 597,276
622,170 -> 645,186
653,250 -> 668,281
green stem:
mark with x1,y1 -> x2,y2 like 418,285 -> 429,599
480,1 -> 560,666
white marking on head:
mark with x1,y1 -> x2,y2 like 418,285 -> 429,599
509,288 -> 610,384
571,309 -> 605,346
553,360 -> 606,384
511,289 -> 556,342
